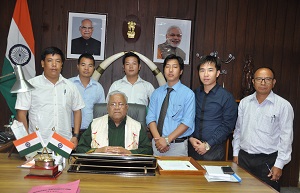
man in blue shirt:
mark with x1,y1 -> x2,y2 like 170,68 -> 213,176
189,55 -> 237,160
146,54 -> 195,156
69,53 -> 105,137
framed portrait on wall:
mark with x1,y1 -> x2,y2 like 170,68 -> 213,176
153,17 -> 192,64
67,12 -> 107,60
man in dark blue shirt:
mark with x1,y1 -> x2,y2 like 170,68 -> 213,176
188,55 -> 237,160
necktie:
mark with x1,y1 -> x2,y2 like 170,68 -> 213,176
157,88 -> 173,136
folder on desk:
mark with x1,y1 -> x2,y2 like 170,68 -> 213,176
203,165 -> 242,182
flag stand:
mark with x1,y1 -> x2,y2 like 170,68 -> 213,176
25,147 -> 61,180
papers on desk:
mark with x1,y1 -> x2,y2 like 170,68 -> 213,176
203,165 -> 242,182
157,160 -> 198,170
28,180 -> 80,193
18,159 -> 35,168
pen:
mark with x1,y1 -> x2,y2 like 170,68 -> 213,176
265,163 -> 278,183
271,115 -> 275,123
64,89 -> 66,95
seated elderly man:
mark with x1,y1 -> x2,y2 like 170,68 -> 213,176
77,90 -> 152,155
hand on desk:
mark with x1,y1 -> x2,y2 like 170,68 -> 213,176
94,146 -> 131,154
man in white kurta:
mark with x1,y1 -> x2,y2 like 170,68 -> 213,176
16,47 -> 85,148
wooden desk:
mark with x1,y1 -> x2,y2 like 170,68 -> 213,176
0,141 -> 13,153
0,153 -> 277,193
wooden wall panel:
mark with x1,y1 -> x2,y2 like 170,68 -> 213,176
0,0 -> 299,186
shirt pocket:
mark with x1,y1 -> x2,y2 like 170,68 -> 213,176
171,104 -> 183,120
63,90 -> 73,108
258,114 -> 276,134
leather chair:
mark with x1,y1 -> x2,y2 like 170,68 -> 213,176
93,103 -> 147,130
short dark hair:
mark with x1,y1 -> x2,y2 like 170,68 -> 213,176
163,54 -> 184,79
122,52 -> 140,65
163,54 -> 184,71
78,53 -> 95,66
41,47 -> 65,63
197,55 -> 221,71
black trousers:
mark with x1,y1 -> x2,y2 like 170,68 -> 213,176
238,149 -> 280,192
188,142 -> 225,161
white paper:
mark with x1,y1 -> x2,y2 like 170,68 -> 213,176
10,120 -> 28,139
18,159 -> 35,168
157,160 -> 198,170
203,165 -> 242,182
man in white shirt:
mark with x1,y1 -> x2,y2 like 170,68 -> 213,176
16,47 -> 85,149
107,52 -> 154,106
232,67 -> 294,192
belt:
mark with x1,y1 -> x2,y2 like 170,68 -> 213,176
240,149 -> 278,157
171,137 -> 188,143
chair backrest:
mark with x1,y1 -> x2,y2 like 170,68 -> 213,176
93,103 -> 147,129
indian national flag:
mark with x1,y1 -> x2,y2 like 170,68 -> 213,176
47,132 -> 74,158
0,0 -> 35,115
13,132 -> 43,157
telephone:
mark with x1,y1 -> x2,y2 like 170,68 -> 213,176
0,132 -> 9,144
0,132 -> 15,144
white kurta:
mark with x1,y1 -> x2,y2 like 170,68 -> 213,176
15,74 -> 85,143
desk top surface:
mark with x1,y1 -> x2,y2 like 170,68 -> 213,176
0,153 -> 277,193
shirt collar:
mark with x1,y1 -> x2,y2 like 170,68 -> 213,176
251,90 -> 275,104
199,83 -> 220,94
163,80 -> 182,91
42,73 -> 65,85
108,115 -> 127,127
74,75 -> 94,87
121,75 -> 142,84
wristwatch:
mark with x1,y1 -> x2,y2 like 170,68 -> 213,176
204,142 -> 211,151
164,137 -> 170,146
72,133 -> 79,139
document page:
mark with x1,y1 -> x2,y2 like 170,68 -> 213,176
157,160 -> 198,170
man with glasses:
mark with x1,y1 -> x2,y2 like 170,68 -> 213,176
232,67 -> 294,192
76,91 -> 152,155
71,18 -> 101,55
157,25 -> 186,61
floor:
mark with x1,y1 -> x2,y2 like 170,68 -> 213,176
281,187 -> 300,193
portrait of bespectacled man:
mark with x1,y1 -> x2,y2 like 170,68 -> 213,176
67,12 -> 107,60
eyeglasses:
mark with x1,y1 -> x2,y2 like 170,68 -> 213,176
168,33 -> 182,38
254,77 -> 273,84
109,102 -> 126,108
80,26 -> 93,30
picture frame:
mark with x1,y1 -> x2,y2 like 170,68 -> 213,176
153,17 -> 192,64
67,12 -> 107,60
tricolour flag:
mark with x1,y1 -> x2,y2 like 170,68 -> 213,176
13,132 -> 43,157
0,0 -> 35,115
47,132 -> 74,158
